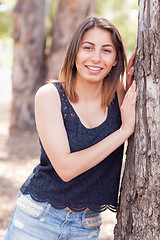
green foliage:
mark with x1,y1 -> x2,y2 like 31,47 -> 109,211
50,0 -> 59,22
0,0 -> 16,38
0,1 -> 16,68
0,0 -> 138,54
0,0 -> 138,67
0,0 -> 59,39
97,0 -> 138,54
45,0 -> 59,51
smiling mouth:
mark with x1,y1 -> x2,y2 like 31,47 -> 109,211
86,66 -> 103,71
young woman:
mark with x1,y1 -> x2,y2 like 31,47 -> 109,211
4,16 -> 136,240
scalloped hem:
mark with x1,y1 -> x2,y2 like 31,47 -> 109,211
20,191 -> 118,213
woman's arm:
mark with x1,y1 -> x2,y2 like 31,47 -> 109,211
35,82 -> 136,182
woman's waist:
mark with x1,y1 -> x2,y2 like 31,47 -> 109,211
65,206 -> 90,212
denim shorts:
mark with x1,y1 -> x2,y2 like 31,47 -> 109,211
3,193 -> 102,240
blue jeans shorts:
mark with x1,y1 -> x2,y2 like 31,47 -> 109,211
3,193 -> 102,240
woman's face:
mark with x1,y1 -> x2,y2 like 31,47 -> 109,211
75,27 -> 117,84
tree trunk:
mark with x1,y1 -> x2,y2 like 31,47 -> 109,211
47,0 -> 96,80
11,0 -> 49,129
114,0 -> 160,239
10,0 -> 96,130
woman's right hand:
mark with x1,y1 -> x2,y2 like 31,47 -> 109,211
126,50 -> 136,92
35,82 -> 137,182
120,80 -> 137,137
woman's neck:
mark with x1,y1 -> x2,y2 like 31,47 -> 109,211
75,78 -> 103,102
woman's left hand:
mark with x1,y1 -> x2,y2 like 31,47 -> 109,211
126,50 -> 136,92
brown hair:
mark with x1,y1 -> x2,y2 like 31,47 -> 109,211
59,16 -> 127,109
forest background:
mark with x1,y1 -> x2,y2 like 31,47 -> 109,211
0,0 -> 138,68
0,0 -> 138,239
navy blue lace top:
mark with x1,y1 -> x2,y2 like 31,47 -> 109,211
21,82 -> 124,212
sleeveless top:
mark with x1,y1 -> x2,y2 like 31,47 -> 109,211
21,82 -> 124,213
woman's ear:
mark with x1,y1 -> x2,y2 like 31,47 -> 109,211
113,60 -> 117,66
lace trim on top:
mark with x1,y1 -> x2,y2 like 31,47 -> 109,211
23,191 -> 118,213
20,82 -> 123,213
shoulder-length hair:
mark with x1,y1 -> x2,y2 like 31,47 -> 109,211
59,16 -> 127,110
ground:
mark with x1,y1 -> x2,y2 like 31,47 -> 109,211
0,68 -> 117,240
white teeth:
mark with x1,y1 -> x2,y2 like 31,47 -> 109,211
87,66 -> 101,71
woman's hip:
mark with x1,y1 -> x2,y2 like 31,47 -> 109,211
3,192 -> 102,240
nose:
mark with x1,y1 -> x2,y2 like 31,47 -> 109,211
91,50 -> 101,63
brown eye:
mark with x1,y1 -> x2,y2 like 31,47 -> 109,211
84,46 -> 93,50
103,49 -> 111,53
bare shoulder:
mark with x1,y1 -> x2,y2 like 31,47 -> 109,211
35,82 -> 59,98
35,82 -> 60,106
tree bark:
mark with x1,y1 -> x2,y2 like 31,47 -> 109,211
11,0 -> 49,129
114,0 -> 160,239
47,0 -> 96,80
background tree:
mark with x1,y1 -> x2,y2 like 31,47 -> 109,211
10,0 -> 96,129
1,1 -> 138,130
114,0 -> 160,239
47,0 -> 96,79
10,0 -> 48,129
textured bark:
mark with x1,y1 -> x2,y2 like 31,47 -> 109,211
114,0 -> 160,239
47,0 -> 96,79
11,0 -> 49,129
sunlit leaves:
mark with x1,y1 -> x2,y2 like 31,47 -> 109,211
97,0 -> 138,53
0,0 -> 16,38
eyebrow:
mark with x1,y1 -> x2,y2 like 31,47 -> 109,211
81,41 -> 114,48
